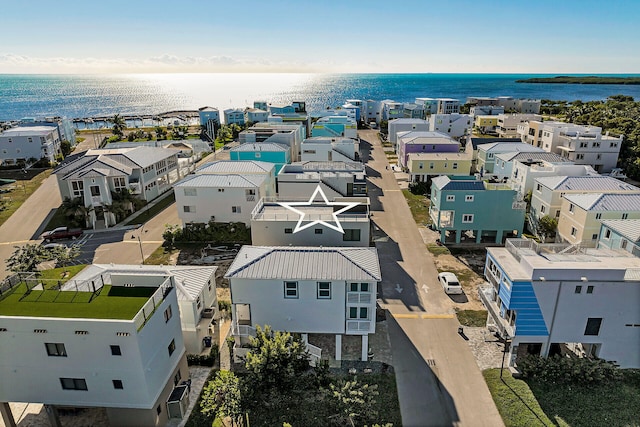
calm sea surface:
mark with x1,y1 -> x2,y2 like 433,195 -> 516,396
2,73 -> 640,121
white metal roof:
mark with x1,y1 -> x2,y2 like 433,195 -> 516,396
537,176 -> 640,192
1,126 -> 57,136
478,142 -> 545,154
196,160 -> 275,174
174,173 -> 266,188
600,219 -> 640,242
564,193 -> 640,211
225,246 -> 381,281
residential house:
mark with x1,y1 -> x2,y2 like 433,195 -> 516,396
381,100 -> 404,122
466,97 -> 541,113
480,239 -> 640,368
0,268 -> 188,427
597,219 -> 640,257
436,98 -> 460,114
429,113 -> 472,139
550,126 -> 623,173
415,98 -> 438,115
0,126 -> 61,165
344,99 -> 365,122
198,106 -> 220,140
429,176 -> 526,244
223,108 -> 245,126
469,137 -> 521,172
509,161 -> 598,197
403,103 -> 425,119
396,131 -> 460,169
557,193 -> 640,244
244,108 -> 269,125
408,139 -> 473,182
269,101 -> 311,137
388,118 -> 430,149
474,116 -> 499,134
365,99 -> 382,124
68,264 -> 218,355
530,176 -> 640,225
470,106 -> 504,118
342,102 -> 362,122
277,161 -> 367,200
227,246 -> 381,362
174,160 -> 276,226
496,114 -> 542,138
250,197 -> 370,247
253,101 -> 268,111
476,141 -> 544,174
53,147 -> 181,228
493,152 -> 567,180
300,137 -> 359,162
229,142 -> 290,174
239,123 -> 305,162
311,115 -> 358,139
20,117 -> 77,146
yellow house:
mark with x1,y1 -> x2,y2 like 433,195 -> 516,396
474,115 -> 498,134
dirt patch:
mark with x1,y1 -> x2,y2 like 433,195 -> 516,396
175,246 -> 235,303
432,252 -> 486,310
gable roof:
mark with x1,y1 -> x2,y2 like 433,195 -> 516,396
397,131 -> 457,145
564,193 -> 640,211
537,176 -> 640,192
496,152 -> 567,163
225,246 -> 381,281
196,160 -> 275,174
477,142 -> 545,154
174,174 -> 266,188
600,219 -> 640,242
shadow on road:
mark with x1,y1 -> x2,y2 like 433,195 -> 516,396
387,313 -> 460,426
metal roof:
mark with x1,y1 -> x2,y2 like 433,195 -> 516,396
431,176 -> 485,191
300,161 -> 364,172
477,142 -> 545,154
600,219 -> 640,242
225,246 -> 381,281
174,174 -> 266,188
564,193 -> 640,211
230,143 -> 289,152
536,176 -> 640,192
397,131 -> 458,145
83,147 -> 177,168
496,152 -> 567,163
196,160 -> 275,174
408,151 -> 472,161
68,264 -> 217,301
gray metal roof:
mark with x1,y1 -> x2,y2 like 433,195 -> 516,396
536,176 -> 640,192
564,193 -> 640,211
225,246 -> 381,281
477,142 -> 545,154
174,174 -> 266,188
431,176 -> 485,191
397,131 -> 458,146
600,219 -> 640,242
196,160 -> 275,174
496,152 -> 567,163
230,143 -> 289,152
300,161 -> 364,172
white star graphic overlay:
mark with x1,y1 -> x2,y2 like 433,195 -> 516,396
277,185 -> 360,234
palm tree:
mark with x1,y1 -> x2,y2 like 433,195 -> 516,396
109,114 -> 127,138
61,197 -> 88,228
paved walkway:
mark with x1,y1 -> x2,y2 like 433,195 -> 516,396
360,129 -> 503,427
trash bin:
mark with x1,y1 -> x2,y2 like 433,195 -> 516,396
203,336 -> 212,347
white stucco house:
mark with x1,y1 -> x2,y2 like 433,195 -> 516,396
0,125 -> 61,165
300,137 -> 360,162
227,246 -> 381,362
277,161 -> 367,200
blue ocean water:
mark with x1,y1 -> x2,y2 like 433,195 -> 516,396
1,73 -> 640,121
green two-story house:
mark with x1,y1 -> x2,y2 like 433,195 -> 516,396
430,175 -> 526,244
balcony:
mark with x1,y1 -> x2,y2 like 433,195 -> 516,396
478,285 -> 514,338
346,319 -> 372,333
347,292 -> 372,304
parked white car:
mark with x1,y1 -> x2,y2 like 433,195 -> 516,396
438,272 -> 463,295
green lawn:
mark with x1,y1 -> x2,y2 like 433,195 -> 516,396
0,169 -> 52,228
145,246 -> 178,265
38,265 -> 87,284
402,189 -> 431,225
426,243 -> 450,255
484,368 -> 640,427
123,192 -> 176,226
0,284 -> 154,319
456,310 -> 488,327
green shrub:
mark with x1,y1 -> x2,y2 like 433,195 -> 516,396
218,299 -> 231,312
408,181 -> 430,195
187,343 -> 219,367
518,354 -> 622,384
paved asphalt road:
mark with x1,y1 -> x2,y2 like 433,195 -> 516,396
360,129 -> 503,427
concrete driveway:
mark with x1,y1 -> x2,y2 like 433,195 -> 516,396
360,129 -> 503,427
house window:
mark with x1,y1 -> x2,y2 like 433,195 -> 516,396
113,177 -> 126,191
284,228 -> 293,234
110,345 -> 122,356
621,240 -> 628,249
555,210 -> 560,218
591,234 -> 598,240
462,214 -> 474,223
429,163 -> 434,169
536,184 -> 542,192
571,227 -> 577,236
622,213 -> 629,219
232,206 -> 241,213
184,188 -> 197,196
569,204 -> 574,213
349,307 -> 358,318
284,281 -> 298,298
71,181 -> 84,198
317,282 -> 331,299
446,195 -> 455,202
541,205 -> 546,213
465,195 -> 474,202
315,228 -> 323,234
255,152 -> 261,158
595,213 -> 602,219
90,185 -> 100,197
164,305 -> 172,323
349,283 -> 370,292
584,318 -> 602,336
174,370 -> 182,386
604,229 -> 611,239
576,154 -> 584,160
359,307 -> 369,319
574,285 -> 582,294
587,286 -> 594,294
343,229 -> 361,241
183,206 -> 195,213
453,163 -> 458,170
113,380 -> 124,389
60,378 -> 88,391
45,343 -> 67,357
157,405 -> 162,415
217,188 -> 225,192
419,163 -> 423,169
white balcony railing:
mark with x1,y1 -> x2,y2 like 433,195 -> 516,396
346,320 -> 372,332
347,292 -> 372,304
478,285 -> 514,338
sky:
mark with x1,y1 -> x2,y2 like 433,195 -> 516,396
1,0 -> 639,74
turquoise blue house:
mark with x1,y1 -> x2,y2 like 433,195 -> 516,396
229,143 -> 290,174
429,175 -> 526,244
